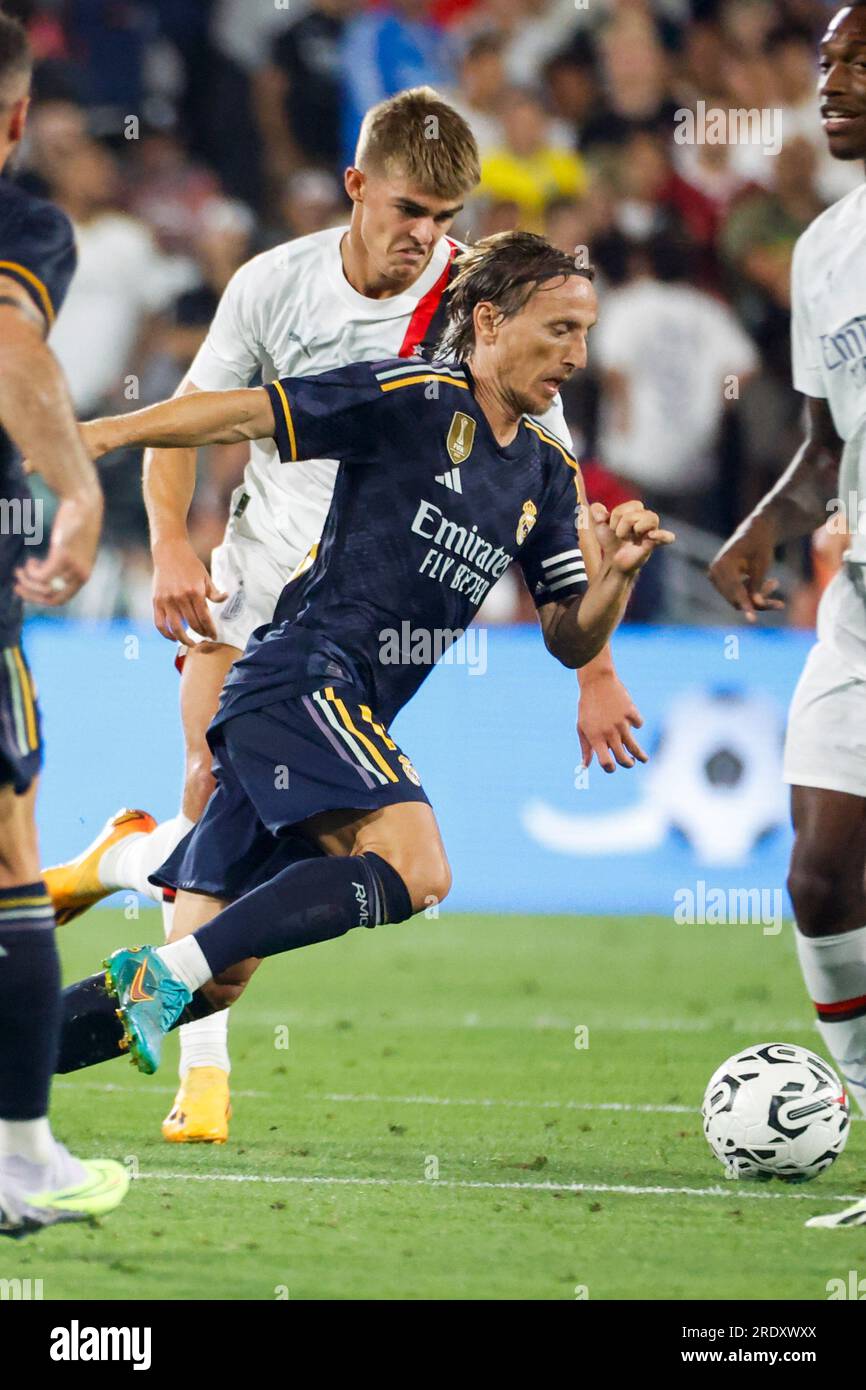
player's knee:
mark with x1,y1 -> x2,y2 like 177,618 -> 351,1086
788,860 -> 858,936
396,850 -> 452,915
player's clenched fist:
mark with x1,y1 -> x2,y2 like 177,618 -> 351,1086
590,500 -> 675,575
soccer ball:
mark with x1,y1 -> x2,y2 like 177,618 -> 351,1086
702,1043 -> 850,1181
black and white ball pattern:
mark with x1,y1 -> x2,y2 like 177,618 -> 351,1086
702,1043 -> 850,1181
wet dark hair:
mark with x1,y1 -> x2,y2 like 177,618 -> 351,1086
438,230 -> 594,362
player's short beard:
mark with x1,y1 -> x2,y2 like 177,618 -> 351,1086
504,381 -> 540,420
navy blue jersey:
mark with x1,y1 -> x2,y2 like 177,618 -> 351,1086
0,179 -> 76,644
214,358 -> 588,730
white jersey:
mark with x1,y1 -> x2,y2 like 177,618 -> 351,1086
789,181 -> 866,683
791,181 -> 866,444
593,278 -> 758,492
189,226 -> 573,577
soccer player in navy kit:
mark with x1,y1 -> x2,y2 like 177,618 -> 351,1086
55,232 -> 673,1076
0,13 -> 128,1232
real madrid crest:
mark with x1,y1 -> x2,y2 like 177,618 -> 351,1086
446,411 -> 476,465
516,499 -> 537,545
398,754 -> 422,787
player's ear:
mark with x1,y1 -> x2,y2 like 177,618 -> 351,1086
8,95 -> 29,146
473,301 -> 499,345
344,167 -> 365,204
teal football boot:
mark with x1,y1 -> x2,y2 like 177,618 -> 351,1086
103,945 -> 191,1075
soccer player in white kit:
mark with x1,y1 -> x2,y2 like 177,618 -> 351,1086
47,88 -> 647,1145
710,4 -> 866,1227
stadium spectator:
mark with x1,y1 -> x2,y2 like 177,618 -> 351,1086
459,0 -> 588,87
13,96 -> 86,198
253,0 -> 352,193
544,48 -> 603,142
592,234 -> 759,531
674,17 -> 730,109
279,169 -> 346,241
469,195 -> 522,239
47,140 -> 194,418
125,126 -> 223,257
61,0 -> 159,116
201,0 -> 295,206
442,31 -> 507,156
479,88 -> 587,232
720,135 -> 825,320
610,126 -> 720,280
581,6 -> 677,154
339,1 -> 455,166
156,198 -> 257,378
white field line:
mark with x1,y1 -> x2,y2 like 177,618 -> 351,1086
53,1082 -> 864,1121
250,1014 -> 816,1033
134,1171 -> 865,1203
323,1093 -> 694,1114
320,1092 -> 865,1121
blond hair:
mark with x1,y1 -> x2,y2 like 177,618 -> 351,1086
355,87 -> 480,199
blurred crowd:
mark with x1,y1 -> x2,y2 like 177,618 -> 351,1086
2,0 -> 855,624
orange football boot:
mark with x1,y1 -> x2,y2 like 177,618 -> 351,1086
162,1068 -> 231,1143
43,808 -> 157,925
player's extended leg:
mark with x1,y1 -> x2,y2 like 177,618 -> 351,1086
160,641 -> 242,1142
788,784 -> 866,1113
104,800 -> 451,1074
44,640 -> 239,921
44,639 -> 241,1138
43,808 -> 158,925
0,778 -> 128,1235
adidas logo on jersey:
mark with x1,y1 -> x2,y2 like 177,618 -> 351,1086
434,467 -> 462,493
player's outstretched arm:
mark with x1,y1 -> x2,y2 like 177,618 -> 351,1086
0,282 -> 103,605
539,502 -> 674,670
83,386 -> 277,458
708,396 -> 842,622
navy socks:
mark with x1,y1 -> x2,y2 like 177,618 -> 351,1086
0,882 -> 60,1120
194,850 -> 413,977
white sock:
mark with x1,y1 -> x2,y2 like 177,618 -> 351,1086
99,813 -> 194,902
796,924 -> 866,1115
162,895 -> 231,1076
177,1011 -> 230,1077
0,1116 -> 54,1164
157,936 -> 212,993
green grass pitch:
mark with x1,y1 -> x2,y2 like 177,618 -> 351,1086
4,908 -> 866,1300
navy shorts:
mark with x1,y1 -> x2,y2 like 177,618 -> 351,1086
151,684 -> 429,901
0,642 -> 42,794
